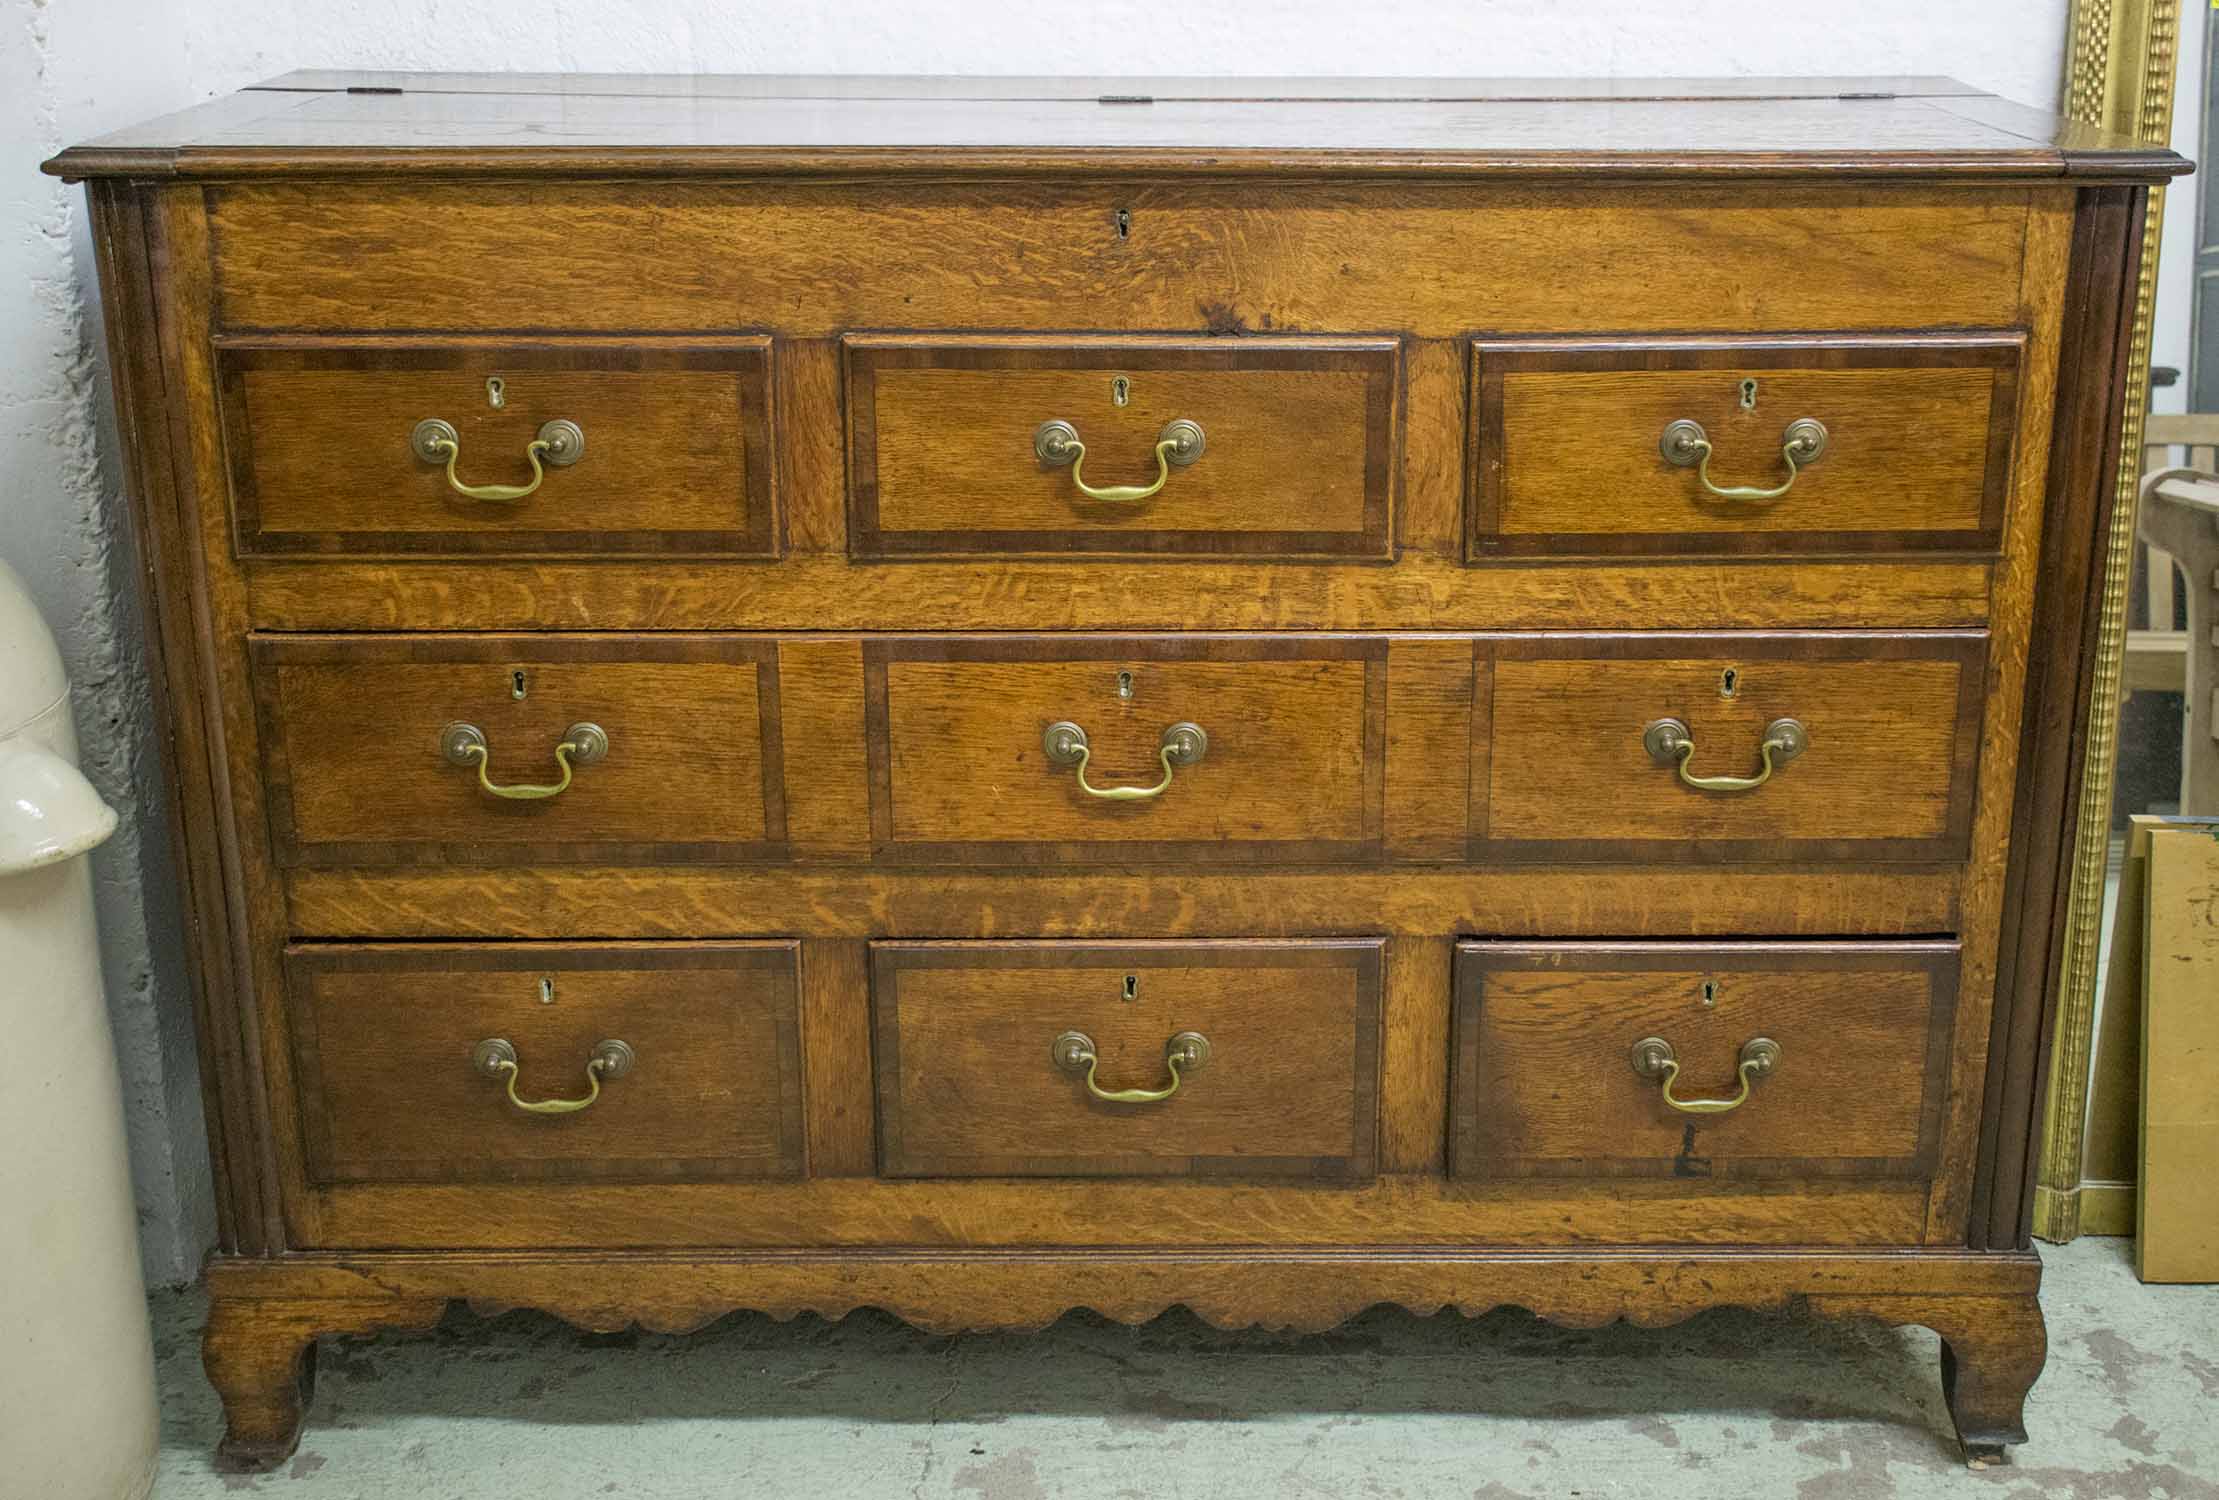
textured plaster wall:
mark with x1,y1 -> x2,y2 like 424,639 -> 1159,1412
7,1 -> 2069,1286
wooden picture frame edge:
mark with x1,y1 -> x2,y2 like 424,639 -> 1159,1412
2035,0 -> 2187,1244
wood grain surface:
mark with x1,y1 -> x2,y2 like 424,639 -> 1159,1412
865,635 -> 1386,864
1470,333 -> 2021,557
285,942 -> 803,1183
43,72 -> 2187,182
847,335 -> 1396,557
187,1241 -> 2044,1469
301,1174 -> 1934,1251
216,336 -> 775,557
203,183 -> 2040,337
281,866 -> 1964,941
1478,632 -> 1986,861
1451,942 -> 1958,1181
872,939 -> 1382,1179
46,76 -> 2170,1468
249,634 -> 785,865
237,554 -> 2000,633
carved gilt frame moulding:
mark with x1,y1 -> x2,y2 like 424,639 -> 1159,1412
2034,0 -> 2184,1244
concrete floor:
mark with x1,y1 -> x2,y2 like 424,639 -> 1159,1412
146,1238 -> 2215,1500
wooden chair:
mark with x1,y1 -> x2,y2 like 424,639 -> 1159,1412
2135,412 -> 2219,814
2126,415 -> 2219,698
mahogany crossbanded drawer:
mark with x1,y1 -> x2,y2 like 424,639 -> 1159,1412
284,942 -> 805,1184
49,72 -> 2184,1472
1450,941 -> 1960,1182
248,634 -> 788,865
216,336 -> 778,557
871,938 -> 1384,1179
1468,333 -> 2023,558
845,335 -> 1400,558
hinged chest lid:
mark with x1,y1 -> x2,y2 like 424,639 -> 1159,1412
43,73 -> 2188,182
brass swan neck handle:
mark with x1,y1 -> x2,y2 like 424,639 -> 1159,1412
1659,417 -> 1828,502
1052,1029 -> 1212,1104
1033,418 -> 1206,503
1643,717 -> 1808,793
412,417 -> 585,502
441,721 -> 609,800
1629,1036 -> 1780,1115
1042,720 -> 1208,801
472,1037 -> 635,1115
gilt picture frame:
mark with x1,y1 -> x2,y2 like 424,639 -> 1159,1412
2033,0 -> 2186,1243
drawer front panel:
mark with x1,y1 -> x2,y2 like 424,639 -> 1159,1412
218,338 -> 775,557
1451,941 -> 1958,1181
872,939 -> 1383,1179
866,636 -> 1386,864
846,336 -> 1398,558
287,942 -> 804,1183
1469,334 -> 2021,558
1478,632 -> 1985,862
207,183 -> 2037,338
250,634 -> 786,865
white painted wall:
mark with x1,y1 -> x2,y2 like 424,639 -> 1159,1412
2151,5 -> 2205,414
6,1 -> 2073,1285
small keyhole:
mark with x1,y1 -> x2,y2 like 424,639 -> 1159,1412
511,669 -> 529,700
539,977 -> 555,1004
1116,670 -> 1134,700
1115,207 -> 1131,240
1111,375 -> 1131,407
1720,667 -> 1739,699
487,375 -> 506,409
1122,975 -> 1139,1002
1739,377 -> 1758,411
1701,980 -> 1718,1007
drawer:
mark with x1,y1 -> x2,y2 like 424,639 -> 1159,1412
864,636 -> 1386,864
217,337 -> 775,557
845,335 -> 1397,558
1476,632 -> 1985,862
871,939 -> 1383,1178
1468,334 -> 2021,558
1451,941 -> 1958,1181
285,942 -> 803,1183
249,634 -> 787,865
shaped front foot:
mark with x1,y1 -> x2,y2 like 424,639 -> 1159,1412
201,1277 -> 448,1471
1937,1295 -> 2047,1466
203,1305 -> 317,1471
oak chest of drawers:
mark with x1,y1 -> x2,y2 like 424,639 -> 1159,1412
48,71 -> 2185,1470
